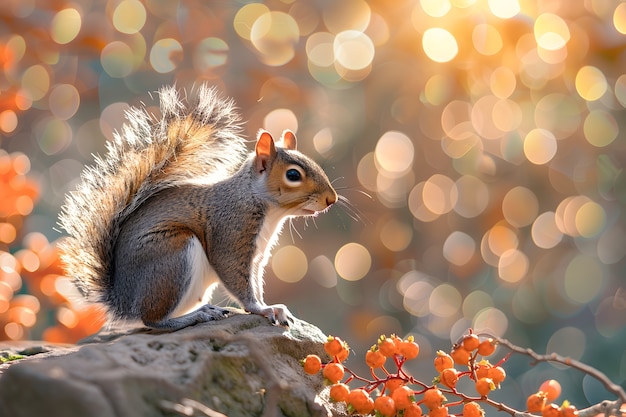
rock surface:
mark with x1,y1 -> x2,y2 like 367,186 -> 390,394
0,313 -> 336,417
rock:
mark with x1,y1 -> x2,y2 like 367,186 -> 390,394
0,312 -> 338,417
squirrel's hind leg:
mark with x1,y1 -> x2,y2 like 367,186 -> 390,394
138,234 -> 227,330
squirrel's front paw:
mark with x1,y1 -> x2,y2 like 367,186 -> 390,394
246,302 -> 294,327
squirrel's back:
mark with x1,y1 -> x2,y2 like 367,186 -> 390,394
59,85 -> 247,302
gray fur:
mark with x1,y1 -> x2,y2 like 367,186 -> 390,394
58,84 -> 337,329
59,85 -> 245,304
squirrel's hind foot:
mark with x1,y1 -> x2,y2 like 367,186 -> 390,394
144,304 -> 229,330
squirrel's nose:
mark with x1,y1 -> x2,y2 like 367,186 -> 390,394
326,191 -> 337,207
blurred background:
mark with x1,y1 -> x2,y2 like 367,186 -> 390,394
1,0 -> 625,412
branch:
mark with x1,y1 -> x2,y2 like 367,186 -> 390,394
494,335 -> 626,417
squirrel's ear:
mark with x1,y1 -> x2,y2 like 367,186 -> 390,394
281,130 -> 297,150
255,129 -> 276,173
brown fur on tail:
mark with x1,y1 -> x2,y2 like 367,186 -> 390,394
58,85 -> 247,303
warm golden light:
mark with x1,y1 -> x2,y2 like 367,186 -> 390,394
2,0 -> 625,358
422,28 -> 458,63
335,243 -> 371,281
575,66 -> 607,101
374,131 -> 414,176
488,0 -> 520,19
534,13 -> 570,50
334,30 -> 375,71
523,128 -> 557,165
113,0 -> 146,35
50,8 -> 81,45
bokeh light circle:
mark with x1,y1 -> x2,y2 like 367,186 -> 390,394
498,249 -> 529,283
531,212 -> 563,249
422,28 -> 458,63
101,41 -> 135,78
334,243 -> 371,281
613,3 -> 626,34
251,11 -> 299,66
113,0 -> 146,34
473,24 -> 503,56
583,110 -> 618,147
443,231 -> 475,266
575,66 -> 607,101
523,128 -> 557,165
502,186 -> 538,227
423,174 -> 458,215
334,30 -> 375,71
150,38 -> 183,73
272,245 -> 307,283
473,307 -> 508,337
263,108 -> 298,135
534,13 -> 570,50
420,0 -> 451,18
374,131 -> 414,177
429,283 -> 462,318
50,8 -> 81,45
488,0 -> 520,19
454,175 -> 489,218
564,256 -> 604,304
48,84 -> 80,120
194,38 -> 229,72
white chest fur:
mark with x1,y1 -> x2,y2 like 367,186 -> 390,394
170,236 -> 219,317
169,207 -> 288,318
252,207 -> 287,301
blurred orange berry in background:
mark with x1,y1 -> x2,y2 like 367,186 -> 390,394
1,151 -> 105,343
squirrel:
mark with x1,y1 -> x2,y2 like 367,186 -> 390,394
58,84 -> 337,330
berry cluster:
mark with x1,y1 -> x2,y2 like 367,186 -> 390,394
301,330 -> 582,417
527,380 -> 578,417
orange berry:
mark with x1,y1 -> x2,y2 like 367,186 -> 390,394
527,392 -> 547,413
477,339 -> 496,356
429,406 -> 449,417
374,395 -> 396,417
463,334 -> 480,351
336,345 -> 350,362
542,403 -> 561,417
422,388 -> 446,410
405,403 -> 424,417
488,366 -> 506,386
366,348 -> 386,369
539,379 -> 562,402
385,377 -> 405,395
475,377 -> 495,397
329,383 -> 350,403
393,335 -> 404,350
561,403 -> 579,417
451,346 -> 471,366
399,340 -> 420,359
323,362 -> 344,384
463,402 -> 485,417
475,360 -> 492,379
434,351 -> 454,373
324,336 -> 348,357
324,336 -> 344,357
440,368 -> 459,389
302,354 -> 322,374
348,389 -> 375,414
379,337 -> 398,357
391,385 -> 414,410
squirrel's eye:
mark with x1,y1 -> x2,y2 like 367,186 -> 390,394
285,168 -> 302,182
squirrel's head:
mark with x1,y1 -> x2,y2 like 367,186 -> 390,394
254,129 -> 337,217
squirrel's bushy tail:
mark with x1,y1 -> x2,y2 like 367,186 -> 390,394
59,84 -> 246,302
